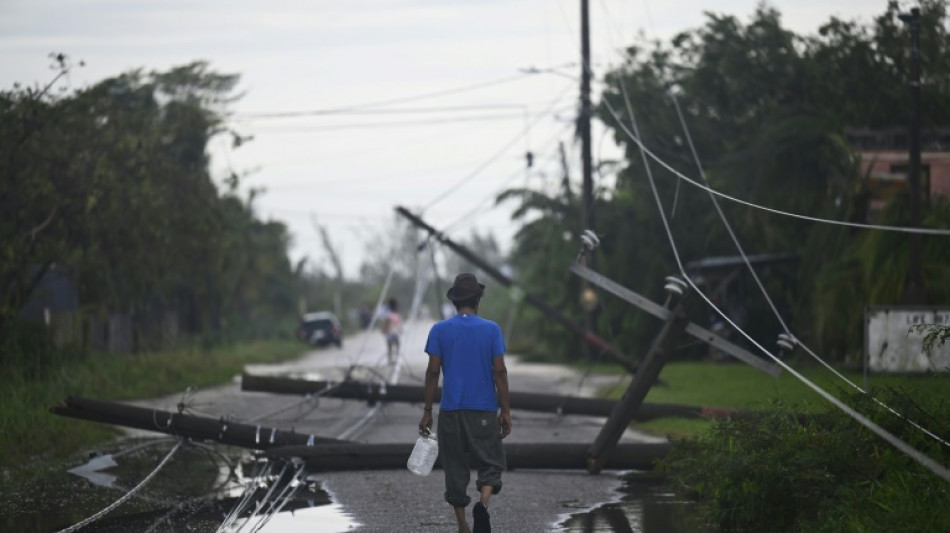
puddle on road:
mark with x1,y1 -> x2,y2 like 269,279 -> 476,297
0,438 -> 357,533
558,472 -> 710,533
4,440 -> 705,533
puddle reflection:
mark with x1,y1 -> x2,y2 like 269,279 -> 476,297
238,504 -> 357,532
0,439 -> 356,533
6,439 -> 704,533
559,472 -> 709,533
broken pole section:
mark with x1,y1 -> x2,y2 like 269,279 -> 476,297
241,374 -> 705,421
395,205 -> 638,374
50,397 -> 349,450
570,263 -> 781,377
268,442 -> 670,472
587,300 -> 689,474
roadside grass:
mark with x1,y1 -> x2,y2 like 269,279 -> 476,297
661,390 -> 950,532
589,361 -> 950,530
0,339 -> 306,474
590,360 -> 950,438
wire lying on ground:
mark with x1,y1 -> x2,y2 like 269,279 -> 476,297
56,439 -> 185,533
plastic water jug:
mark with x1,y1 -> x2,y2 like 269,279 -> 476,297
407,435 -> 438,476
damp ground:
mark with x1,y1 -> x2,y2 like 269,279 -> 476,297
1,439 -> 706,532
7,322 -> 690,532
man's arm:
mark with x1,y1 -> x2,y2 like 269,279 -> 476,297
493,355 -> 512,438
418,354 -> 441,435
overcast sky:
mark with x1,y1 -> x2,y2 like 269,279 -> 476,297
1,1 -> 888,279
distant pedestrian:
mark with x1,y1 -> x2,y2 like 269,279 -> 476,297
381,298 -> 402,364
359,303 -> 372,329
419,273 -> 511,533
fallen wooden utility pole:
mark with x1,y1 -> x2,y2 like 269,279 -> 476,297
52,396 -> 672,473
588,297 -> 689,474
567,245 -> 779,473
241,374 -> 709,421
51,397 -> 349,450
570,263 -> 781,377
268,442 -> 670,471
395,206 -> 639,374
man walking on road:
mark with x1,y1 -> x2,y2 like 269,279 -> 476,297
419,273 -> 512,533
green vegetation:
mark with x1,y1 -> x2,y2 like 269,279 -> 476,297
0,53 -> 430,481
592,361 -> 950,530
914,323 -> 950,355
2,3 -> 949,527
505,0 -> 950,364
0,336 -> 305,474
661,391 -> 950,532
596,361 -> 950,438
0,58 -> 300,355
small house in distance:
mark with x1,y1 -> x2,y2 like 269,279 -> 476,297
847,127 -> 950,217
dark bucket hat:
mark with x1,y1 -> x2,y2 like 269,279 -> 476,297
446,273 -> 485,302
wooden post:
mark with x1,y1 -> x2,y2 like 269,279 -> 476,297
267,442 -> 670,471
240,374 -> 709,421
587,303 -> 689,474
50,397 -> 349,450
570,263 -> 780,377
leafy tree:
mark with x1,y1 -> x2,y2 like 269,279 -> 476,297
1,58 -> 300,354
506,1 -> 950,363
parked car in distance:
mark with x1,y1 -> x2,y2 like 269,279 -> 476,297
298,311 -> 343,347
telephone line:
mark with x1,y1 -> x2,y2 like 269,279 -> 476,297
607,96 -> 950,483
421,84 -> 576,212
602,0 -> 950,452
235,65 -> 577,118
441,122 -> 576,236
241,111 -> 536,134
603,102 -> 950,236
234,103 -> 532,120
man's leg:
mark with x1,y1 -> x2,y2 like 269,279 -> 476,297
438,411 -> 472,531
479,484 -> 493,507
462,411 -> 505,533
473,485 -> 494,533
465,411 -> 505,497
386,336 -> 396,363
453,505 -> 471,533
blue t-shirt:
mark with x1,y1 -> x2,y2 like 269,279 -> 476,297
424,313 -> 507,412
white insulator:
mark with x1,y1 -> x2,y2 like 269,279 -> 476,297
777,333 -> 795,353
580,235 -> 595,251
576,230 -> 601,263
581,229 -> 600,250
663,276 -> 688,296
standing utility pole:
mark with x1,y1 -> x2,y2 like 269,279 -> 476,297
580,0 -> 594,233
579,0 -> 597,359
900,7 -> 926,304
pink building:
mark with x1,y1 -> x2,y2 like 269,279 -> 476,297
848,128 -> 950,213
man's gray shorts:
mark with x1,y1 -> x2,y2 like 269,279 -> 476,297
437,409 -> 506,507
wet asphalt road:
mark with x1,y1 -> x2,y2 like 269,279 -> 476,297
132,319 -> 665,532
